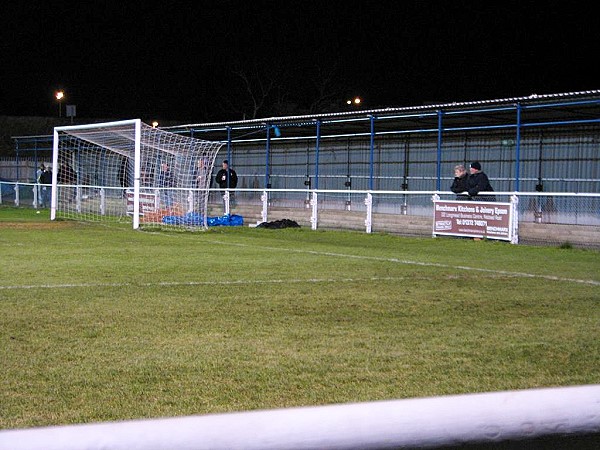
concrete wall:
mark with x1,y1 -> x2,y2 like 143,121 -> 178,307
230,205 -> 600,249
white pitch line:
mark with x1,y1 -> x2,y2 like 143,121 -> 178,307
311,250 -> 600,286
201,238 -> 600,287
0,276 -> 409,291
2,238 -> 598,291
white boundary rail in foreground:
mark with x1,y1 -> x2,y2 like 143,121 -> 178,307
1,385 -> 599,450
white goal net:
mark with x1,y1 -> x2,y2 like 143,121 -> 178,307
51,119 -> 224,229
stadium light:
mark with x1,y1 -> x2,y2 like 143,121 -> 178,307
55,90 -> 65,118
346,97 -> 362,107
152,121 -> 159,128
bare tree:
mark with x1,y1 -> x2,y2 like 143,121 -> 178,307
308,61 -> 347,114
218,53 -> 349,120
219,57 -> 284,120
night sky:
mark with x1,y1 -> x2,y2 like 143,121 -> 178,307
2,1 -> 598,123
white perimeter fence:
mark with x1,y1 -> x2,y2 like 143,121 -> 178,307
0,385 -> 599,450
1,181 -> 599,248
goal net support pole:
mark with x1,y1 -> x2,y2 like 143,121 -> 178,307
133,119 -> 141,229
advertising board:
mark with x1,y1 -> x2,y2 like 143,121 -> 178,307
433,200 -> 517,242
126,191 -> 158,215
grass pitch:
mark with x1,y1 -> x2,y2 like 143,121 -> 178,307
1,207 -> 599,429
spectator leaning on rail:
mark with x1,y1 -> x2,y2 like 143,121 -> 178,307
467,161 -> 495,201
450,164 -> 469,200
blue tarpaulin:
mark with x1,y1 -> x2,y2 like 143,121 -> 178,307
0,178 -> 15,196
162,213 -> 243,227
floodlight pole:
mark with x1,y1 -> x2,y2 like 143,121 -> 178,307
55,91 -> 64,118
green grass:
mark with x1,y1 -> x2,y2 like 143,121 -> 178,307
1,206 -> 599,429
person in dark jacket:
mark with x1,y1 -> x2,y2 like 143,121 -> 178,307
215,160 -> 238,208
39,165 -> 53,207
450,164 -> 469,200
215,160 -> 238,190
467,161 -> 495,201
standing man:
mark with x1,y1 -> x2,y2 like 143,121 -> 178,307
215,160 -> 238,209
58,161 -> 77,202
195,157 -> 210,189
158,162 -> 175,208
39,164 -> 53,208
194,157 -> 210,212
467,161 -> 495,201
36,164 -> 45,207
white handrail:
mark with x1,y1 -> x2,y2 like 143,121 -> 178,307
1,385 -> 599,450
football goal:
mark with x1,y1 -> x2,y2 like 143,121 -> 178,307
51,119 -> 224,229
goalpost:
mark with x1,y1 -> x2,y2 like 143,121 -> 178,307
51,119 -> 224,230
